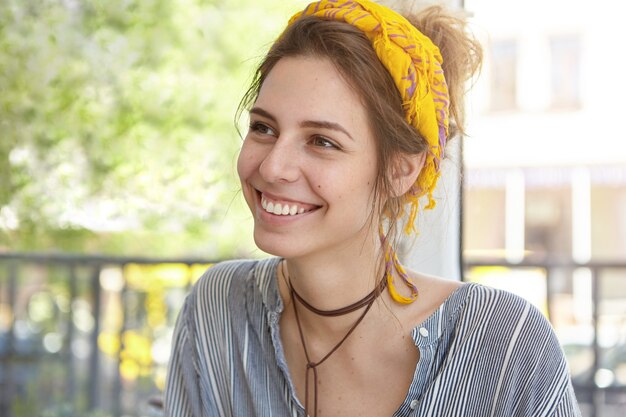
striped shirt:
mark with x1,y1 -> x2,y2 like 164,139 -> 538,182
165,258 -> 581,416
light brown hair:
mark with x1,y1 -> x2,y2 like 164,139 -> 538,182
238,5 -> 482,244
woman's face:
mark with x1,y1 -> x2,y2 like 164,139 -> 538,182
237,56 -> 380,260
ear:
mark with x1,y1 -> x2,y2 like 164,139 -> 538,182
390,152 -> 426,197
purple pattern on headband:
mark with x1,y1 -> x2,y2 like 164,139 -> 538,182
435,105 -> 448,123
337,1 -> 356,8
372,23 -> 381,31
434,99 -> 449,124
388,33 -> 408,39
438,125 -> 446,160
323,9 -> 340,19
350,12 -> 368,25
403,68 -> 417,98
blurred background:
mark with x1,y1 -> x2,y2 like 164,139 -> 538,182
0,0 -> 624,416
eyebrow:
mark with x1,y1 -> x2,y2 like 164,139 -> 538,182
249,106 -> 354,141
249,107 -> 277,122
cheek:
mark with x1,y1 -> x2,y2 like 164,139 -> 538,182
236,141 -> 257,182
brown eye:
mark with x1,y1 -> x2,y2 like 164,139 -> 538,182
311,136 -> 338,149
249,121 -> 276,136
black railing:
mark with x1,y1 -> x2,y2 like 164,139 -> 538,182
0,252 -> 218,417
1,253 -> 625,416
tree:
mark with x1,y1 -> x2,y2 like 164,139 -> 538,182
0,0 -> 306,257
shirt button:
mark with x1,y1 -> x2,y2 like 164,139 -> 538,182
419,327 -> 429,337
410,399 -> 419,409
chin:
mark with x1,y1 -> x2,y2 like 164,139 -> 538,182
252,229 -> 310,260
253,230 -> 291,258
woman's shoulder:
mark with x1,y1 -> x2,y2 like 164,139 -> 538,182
452,283 -> 563,356
412,282 -> 578,415
458,284 -> 576,409
403,272 -> 554,340
192,258 -> 275,289
461,282 -> 549,325
188,257 -> 280,308
407,277 -> 559,349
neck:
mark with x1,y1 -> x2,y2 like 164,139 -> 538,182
279,241 -> 387,336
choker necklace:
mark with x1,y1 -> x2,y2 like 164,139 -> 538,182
282,261 -> 387,417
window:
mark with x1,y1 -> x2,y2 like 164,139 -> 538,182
489,40 -> 518,110
550,35 -> 582,109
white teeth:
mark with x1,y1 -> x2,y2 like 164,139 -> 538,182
261,194 -> 311,216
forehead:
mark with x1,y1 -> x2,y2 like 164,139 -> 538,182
256,56 -> 369,130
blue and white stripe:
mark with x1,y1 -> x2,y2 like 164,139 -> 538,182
165,258 -> 580,416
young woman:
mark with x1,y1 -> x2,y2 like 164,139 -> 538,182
165,1 -> 581,416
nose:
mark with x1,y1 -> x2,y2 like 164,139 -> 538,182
258,139 -> 301,183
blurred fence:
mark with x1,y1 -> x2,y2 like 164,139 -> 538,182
0,252 -> 217,417
0,252 -> 625,416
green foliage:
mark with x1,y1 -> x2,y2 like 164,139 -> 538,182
0,0 -> 307,257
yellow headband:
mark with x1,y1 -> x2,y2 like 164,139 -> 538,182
289,0 -> 450,234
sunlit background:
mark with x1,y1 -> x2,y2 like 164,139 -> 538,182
1,0 -> 625,416
463,1 -> 626,416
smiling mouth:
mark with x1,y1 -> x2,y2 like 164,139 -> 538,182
259,192 -> 320,216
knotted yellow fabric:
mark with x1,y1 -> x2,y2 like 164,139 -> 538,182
289,0 -> 450,304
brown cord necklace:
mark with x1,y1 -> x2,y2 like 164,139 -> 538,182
282,262 -> 387,417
